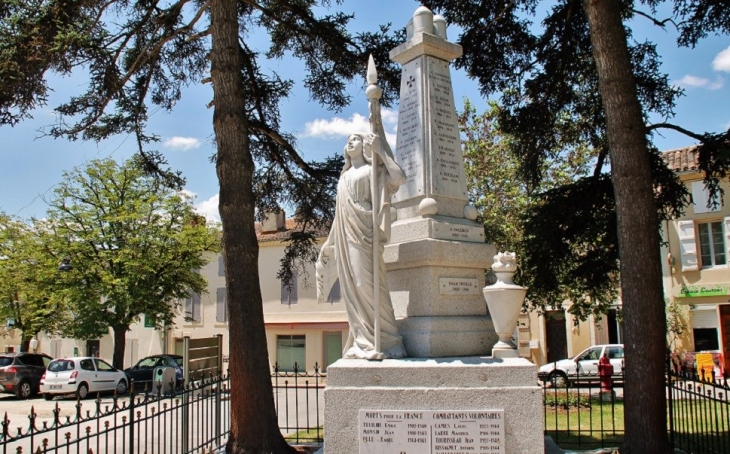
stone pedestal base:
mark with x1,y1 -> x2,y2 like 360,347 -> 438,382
492,348 -> 520,359
385,232 -> 497,357
323,357 -> 544,454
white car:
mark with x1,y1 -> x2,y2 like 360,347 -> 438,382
538,344 -> 625,387
40,357 -> 129,400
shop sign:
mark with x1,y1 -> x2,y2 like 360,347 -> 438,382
679,284 -> 730,298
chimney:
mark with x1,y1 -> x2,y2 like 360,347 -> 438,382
261,210 -> 285,233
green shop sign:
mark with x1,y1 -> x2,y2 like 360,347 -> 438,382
679,284 -> 730,297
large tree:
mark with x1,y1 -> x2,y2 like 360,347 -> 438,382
0,213 -> 65,352
0,1 -> 401,451
41,158 -> 218,369
426,0 -> 729,452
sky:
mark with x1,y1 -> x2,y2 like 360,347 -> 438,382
1,1 -> 729,223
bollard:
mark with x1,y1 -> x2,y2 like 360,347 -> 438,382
598,354 -> 615,402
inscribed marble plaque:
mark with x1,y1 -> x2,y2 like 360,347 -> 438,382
393,58 -> 425,202
439,278 -> 480,295
426,58 -> 467,201
359,409 -> 505,454
432,221 -> 485,243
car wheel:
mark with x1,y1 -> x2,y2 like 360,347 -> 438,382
116,379 -> 128,395
16,380 -> 32,399
549,371 -> 569,388
76,383 -> 89,400
43,393 -> 53,401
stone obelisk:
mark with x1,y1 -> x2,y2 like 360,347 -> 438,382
385,6 -> 496,357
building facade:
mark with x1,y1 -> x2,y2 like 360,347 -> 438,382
4,212 -> 346,373
661,146 -> 730,375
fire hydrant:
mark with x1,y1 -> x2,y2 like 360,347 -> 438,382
598,355 -> 615,402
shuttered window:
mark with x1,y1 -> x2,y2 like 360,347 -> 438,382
698,221 -> 726,267
216,288 -> 227,323
280,272 -> 299,305
184,293 -> 201,323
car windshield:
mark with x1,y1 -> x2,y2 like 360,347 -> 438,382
174,357 -> 183,367
0,357 -> 13,367
48,360 -> 75,372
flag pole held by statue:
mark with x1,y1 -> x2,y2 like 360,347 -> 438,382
366,55 -> 382,355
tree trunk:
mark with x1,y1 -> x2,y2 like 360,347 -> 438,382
583,1 -> 671,453
19,336 -> 31,353
112,325 -> 127,369
209,0 -> 294,452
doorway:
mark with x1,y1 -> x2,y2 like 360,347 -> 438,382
323,332 -> 342,372
545,311 -> 567,363
719,304 -> 730,377
86,340 -> 100,358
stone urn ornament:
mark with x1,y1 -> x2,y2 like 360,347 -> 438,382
482,252 -> 527,358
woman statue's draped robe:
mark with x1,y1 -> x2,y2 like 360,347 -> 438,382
316,135 -> 406,360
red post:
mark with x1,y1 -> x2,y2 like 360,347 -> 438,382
598,354 -> 614,394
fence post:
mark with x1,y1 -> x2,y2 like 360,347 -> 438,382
128,389 -> 136,454
215,334 -> 223,447
667,352 -> 674,446
182,335 -> 190,453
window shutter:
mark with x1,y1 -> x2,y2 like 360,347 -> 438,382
218,256 -> 225,276
678,220 -> 699,271
216,288 -> 227,323
280,272 -> 299,304
185,297 -> 193,319
192,293 -> 201,322
290,274 -> 298,304
692,181 -> 712,214
691,308 -> 719,329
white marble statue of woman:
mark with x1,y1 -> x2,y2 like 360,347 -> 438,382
316,132 -> 407,360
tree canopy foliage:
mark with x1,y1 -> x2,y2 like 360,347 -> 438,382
0,213 -> 66,350
430,0 -> 729,315
39,158 -> 218,368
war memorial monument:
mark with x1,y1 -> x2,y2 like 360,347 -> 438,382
317,7 -> 544,453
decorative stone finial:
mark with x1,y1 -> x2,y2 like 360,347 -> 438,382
412,6 -> 434,35
433,15 -> 447,39
492,252 -> 517,273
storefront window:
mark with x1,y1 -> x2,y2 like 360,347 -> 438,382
693,328 -> 719,351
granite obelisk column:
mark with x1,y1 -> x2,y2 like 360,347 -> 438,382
384,7 -> 497,357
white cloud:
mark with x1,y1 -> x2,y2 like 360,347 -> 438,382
674,74 -> 711,88
673,74 -> 724,90
179,190 -> 220,223
712,46 -> 730,73
303,108 -> 398,149
708,77 -> 725,90
163,136 -> 201,151
194,193 -> 220,223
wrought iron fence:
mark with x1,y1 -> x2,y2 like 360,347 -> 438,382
543,357 -> 730,453
668,363 -> 730,454
542,370 -> 624,450
0,364 -> 325,453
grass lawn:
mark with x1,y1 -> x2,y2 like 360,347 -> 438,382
544,390 -> 624,450
284,427 -> 324,444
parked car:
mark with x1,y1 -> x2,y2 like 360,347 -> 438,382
124,354 -> 184,390
0,352 -> 53,399
40,357 -> 128,400
538,344 -> 625,387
